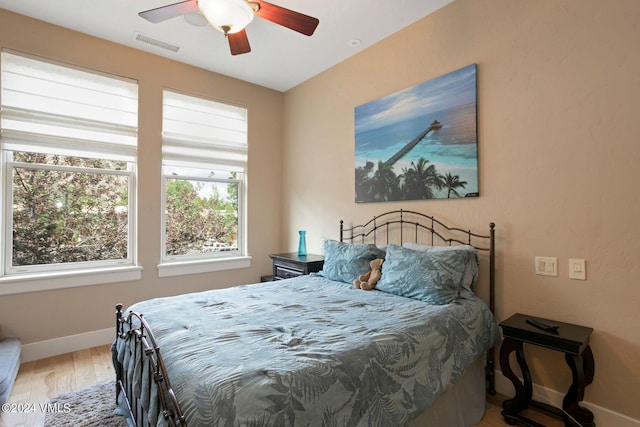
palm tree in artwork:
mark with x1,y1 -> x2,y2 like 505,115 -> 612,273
371,161 -> 400,201
355,161 -> 375,202
400,157 -> 444,199
443,172 -> 467,198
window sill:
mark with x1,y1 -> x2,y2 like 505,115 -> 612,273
0,266 -> 143,296
157,255 -> 252,278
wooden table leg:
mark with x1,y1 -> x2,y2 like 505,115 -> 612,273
563,345 -> 596,427
500,337 -> 533,424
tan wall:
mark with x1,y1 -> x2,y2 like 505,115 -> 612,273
283,0 -> 640,421
0,10 -> 283,342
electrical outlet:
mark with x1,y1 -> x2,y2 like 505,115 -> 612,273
535,256 -> 558,276
569,259 -> 586,280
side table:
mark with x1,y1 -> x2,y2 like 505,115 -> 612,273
269,253 -> 324,280
499,313 -> 595,427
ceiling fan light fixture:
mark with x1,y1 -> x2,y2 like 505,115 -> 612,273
198,0 -> 255,34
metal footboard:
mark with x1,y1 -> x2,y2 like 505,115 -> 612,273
115,303 -> 187,427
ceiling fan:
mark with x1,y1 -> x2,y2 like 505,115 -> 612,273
138,0 -> 320,55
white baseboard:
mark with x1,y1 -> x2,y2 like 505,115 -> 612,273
21,328 -> 114,363
495,369 -> 640,427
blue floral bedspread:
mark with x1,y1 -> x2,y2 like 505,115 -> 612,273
114,275 -> 500,427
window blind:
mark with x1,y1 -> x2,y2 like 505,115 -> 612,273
0,50 -> 138,162
162,90 -> 247,172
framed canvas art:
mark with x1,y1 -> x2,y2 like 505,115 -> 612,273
354,64 -> 478,202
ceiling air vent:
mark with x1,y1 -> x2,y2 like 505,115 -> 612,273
133,32 -> 180,53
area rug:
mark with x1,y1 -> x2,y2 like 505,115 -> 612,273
43,380 -> 127,427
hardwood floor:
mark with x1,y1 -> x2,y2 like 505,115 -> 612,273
1,344 -> 563,427
481,393 -> 564,427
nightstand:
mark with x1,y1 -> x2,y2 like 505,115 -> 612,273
269,253 -> 324,280
499,313 -> 595,427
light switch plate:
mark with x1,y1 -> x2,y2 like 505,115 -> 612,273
535,256 -> 558,276
569,258 -> 586,280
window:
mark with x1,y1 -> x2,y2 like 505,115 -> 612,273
159,90 -> 248,276
0,50 -> 139,292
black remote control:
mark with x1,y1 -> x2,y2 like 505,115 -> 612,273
526,318 -> 559,332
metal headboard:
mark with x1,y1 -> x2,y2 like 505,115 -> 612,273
339,209 -> 496,394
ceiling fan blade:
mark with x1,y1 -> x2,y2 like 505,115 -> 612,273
254,1 -> 319,36
228,30 -> 252,55
139,0 -> 199,23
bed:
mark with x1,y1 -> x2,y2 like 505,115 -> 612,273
113,209 -> 500,427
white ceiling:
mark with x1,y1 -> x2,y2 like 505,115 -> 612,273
0,0 -> 453,92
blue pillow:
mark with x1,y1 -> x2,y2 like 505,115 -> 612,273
402,243 -> 479,299
318,240 -> 385,284
376,244 -> 472,304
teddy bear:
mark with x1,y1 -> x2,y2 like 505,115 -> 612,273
353,258 -> 384,290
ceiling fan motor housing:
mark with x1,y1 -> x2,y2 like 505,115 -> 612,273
198,0 -> 255,34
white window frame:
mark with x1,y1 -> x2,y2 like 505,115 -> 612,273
0,50 -> 141,295
158,90 -> 250,277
